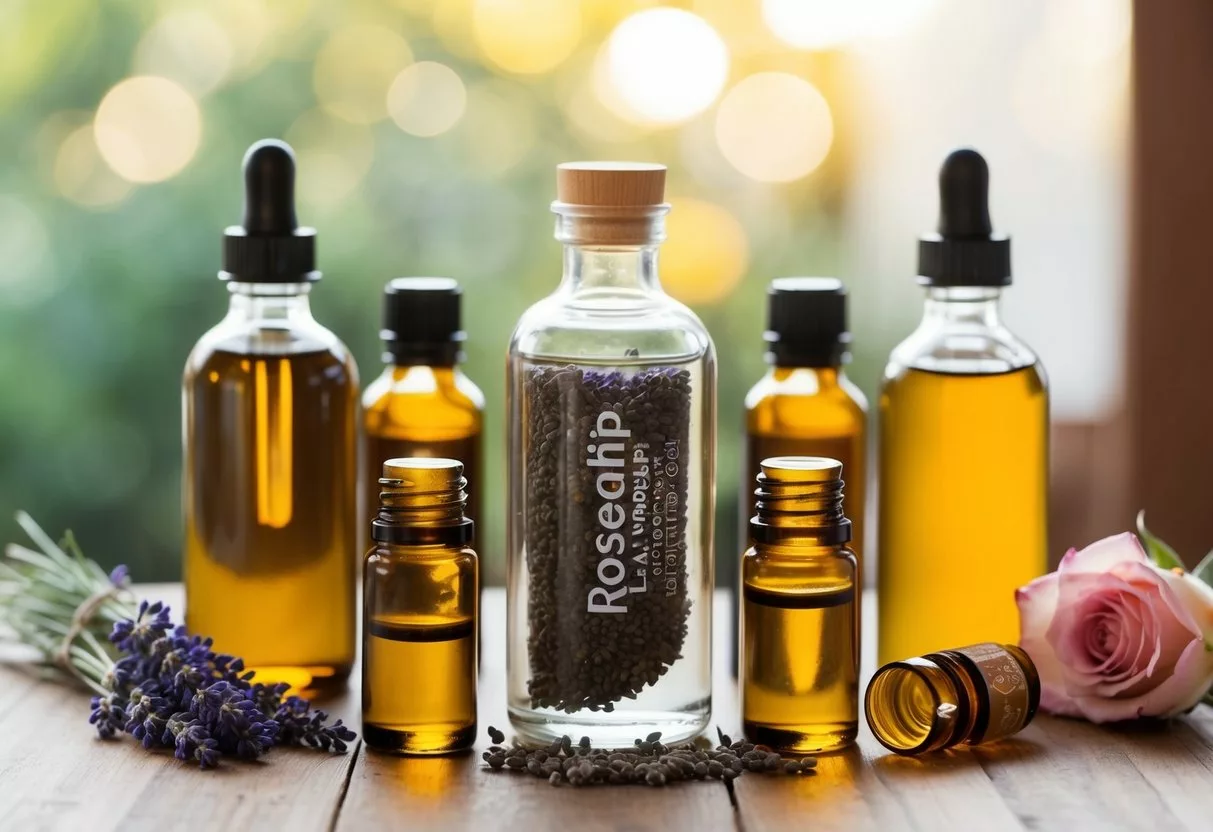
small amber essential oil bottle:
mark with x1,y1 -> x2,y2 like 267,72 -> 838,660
878,149 -> 1048,665
361,278 -> 484,555
865,642 -> 1040,755
363,458 -> 478,755
741,456 -> 858,754
742,278 -> 867,600
183,140 -> 357,694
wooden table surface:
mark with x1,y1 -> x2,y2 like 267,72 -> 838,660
4,586 -> 1213,831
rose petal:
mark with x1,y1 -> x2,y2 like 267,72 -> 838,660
1071,637 -> 1213,722
1058,532 -> 1148,574
1016,574 -> 1082,716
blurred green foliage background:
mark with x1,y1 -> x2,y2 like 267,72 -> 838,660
0,0 -> 904,583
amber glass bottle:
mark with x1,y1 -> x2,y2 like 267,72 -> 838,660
183,141 -> 357,693
866,642 -> 1040,755
878,149 -> 1048,665
363,458 -> 478,755
743,278 -> 867,588
361,278 -> 484,555
741,456 -> 858,754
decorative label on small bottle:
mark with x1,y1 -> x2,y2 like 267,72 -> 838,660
955,642 -> 1031,743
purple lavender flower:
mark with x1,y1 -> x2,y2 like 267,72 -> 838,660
108,564 -> 129,586
89,602 -> 355,769
109,601 -> 172,654
88,695 -> 126,739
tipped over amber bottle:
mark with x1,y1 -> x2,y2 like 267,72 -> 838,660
363,458 -> 479,755
183,140 -> 357,694
741,456 -> 858,754
866,642 -> 1040,755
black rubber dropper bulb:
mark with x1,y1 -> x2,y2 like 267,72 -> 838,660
242,140 -> 298,235
221,139 -> 318,283
917,148 -> 1010,287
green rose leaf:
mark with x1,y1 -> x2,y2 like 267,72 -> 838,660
1136,510 -> 1185,571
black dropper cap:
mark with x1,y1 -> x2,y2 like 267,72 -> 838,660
221,139 -> 318,282
380,277 -> 466,366
763,277 -> 851,367
917,148 -> 1011,287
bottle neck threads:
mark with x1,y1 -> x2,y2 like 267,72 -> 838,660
372,458 -> 472,546
750,456 -> 852,546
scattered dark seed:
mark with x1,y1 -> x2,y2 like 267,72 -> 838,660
784,761 -> 802,775
549,772 -> 563,786
488,726 -> 505,745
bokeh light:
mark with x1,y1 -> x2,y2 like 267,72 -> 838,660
284,109 -> 375,209
387,61 -> 468,138
603,8 -> 729,126
715,72 -> 833,182
762,0 -> 939,50
54,125 -> 133,208
661,198 -> 749,305
472,0 -> 581,75
93,76 -> 202,184
459,81 -> 537,175
314,24 -> 412,124
133,11 -> 234,96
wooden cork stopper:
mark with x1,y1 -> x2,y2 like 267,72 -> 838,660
556,162 -> 667,207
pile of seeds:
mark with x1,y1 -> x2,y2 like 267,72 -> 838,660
481,727 -> 815,788
523,365 -> 693,713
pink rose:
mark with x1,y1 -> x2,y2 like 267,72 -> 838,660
1016,532 -> 1213,722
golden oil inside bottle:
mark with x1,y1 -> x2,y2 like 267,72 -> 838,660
741,457 -> 858,754
877,365 -> 1048,666
184,348 -> 357,693
363,458 -> 478,755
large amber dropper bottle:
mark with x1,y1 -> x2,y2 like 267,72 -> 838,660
877,149 -> 1048,665
182,140 -> 358,694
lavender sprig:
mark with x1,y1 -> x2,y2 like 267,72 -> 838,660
3,512 -> 357,768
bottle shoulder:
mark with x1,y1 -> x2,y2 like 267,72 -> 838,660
884,319 -> 1041,380
185,316 -> 357,380
509,290 -> 713,364
363,366 -> 484,437
745,369 -> 868,436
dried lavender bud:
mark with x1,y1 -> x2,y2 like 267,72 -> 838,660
488,726 -> 505,745
523,366 -> 693,713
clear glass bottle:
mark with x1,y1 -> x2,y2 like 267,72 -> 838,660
506,162 -> 716,746
866,642 -> 1039,755
183,141 -> 358,694
361,278 -> 484,556
878,149 -> 1049,665
742,278 -> 867,607
363,458 -> 478,755
741,456 -> 858,753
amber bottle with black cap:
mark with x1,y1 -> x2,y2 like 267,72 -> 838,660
878,149 -> 1048,665
363,458 -> 478,755
742,278 -> 867,590
361,278 -> 484,556
183,140 -> 358,693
